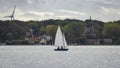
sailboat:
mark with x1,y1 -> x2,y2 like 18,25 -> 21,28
54,26 -> 68,51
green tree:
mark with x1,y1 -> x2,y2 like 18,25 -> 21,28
6,32 -> 14,41
103,23 -> 120,38
27,22 -> 41,36
45,25 -> 57,38
63,22 -> 85,44
103,22 -> 120,44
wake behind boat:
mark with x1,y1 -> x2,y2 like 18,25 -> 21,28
54,26 -> 68,51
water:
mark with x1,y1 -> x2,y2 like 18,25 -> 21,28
0,46 -> 120,68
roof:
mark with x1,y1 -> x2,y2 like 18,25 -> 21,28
104,39 -> 112,42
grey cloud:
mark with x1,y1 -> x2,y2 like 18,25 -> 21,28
0,0 -> 120,21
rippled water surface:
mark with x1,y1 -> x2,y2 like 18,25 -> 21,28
0,46 -> 120,68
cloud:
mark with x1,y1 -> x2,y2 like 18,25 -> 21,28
27,11 -> 55,20
27,0 -> 33,5
55,15 -> 73,19
0,0 -> 120,21
58,9 -> 87,16
28,11 -> 55,16
27,10 -> 76,20
96,6 -> 120,21
101,6 -> 120,15
89,0 -> 113,4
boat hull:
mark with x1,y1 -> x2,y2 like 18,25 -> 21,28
54,49 -> 69,51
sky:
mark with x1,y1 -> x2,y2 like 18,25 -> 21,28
0,0 -> 120,22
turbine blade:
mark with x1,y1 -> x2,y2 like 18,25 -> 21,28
12,5 -> 16,16
4,16 -> 12,18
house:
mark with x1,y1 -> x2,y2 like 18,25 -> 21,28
39,38 -> 47,45
103,39 -> 113,45
25,28 -> 35,44
36,35 -> 53,45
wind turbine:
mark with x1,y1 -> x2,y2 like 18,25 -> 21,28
4,5 -> 16,21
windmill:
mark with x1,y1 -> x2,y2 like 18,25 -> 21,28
83,16 -> 96,39
4,5 -> 16,21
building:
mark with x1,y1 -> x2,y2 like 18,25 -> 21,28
100,39 -> 112,45
83,16 -> 99,45
25,28 -> 35,44
36,34 -> 53,45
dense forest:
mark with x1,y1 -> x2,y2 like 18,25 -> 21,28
0,19 -> 120,45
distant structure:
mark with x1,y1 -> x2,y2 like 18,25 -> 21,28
25,28 -> 35,44
38,34 -> 53,45
100,39 -> 112,45
83,16 -> 99,45
4,5 -> 16,21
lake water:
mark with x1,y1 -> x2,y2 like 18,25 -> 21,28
0,46 -> 120,68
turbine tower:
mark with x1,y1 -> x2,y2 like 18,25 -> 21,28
4,5 -> 16,21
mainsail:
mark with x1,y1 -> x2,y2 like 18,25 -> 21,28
55,26 -> 64,47
54,26 -> 68,49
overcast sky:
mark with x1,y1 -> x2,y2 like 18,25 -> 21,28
0,0 -> 120,21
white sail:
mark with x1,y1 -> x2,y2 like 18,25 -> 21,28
54,26 -> 68,50
63,33 -> 68,49
54,26 -> 64,47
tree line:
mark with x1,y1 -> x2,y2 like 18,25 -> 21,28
0,19 -> 120,45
